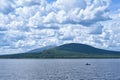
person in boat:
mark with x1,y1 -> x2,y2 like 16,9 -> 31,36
86,63 -> 91,65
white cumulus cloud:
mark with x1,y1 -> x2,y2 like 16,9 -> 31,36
0,0 -> 120,54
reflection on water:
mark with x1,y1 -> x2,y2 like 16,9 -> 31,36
0,59 -> 120,80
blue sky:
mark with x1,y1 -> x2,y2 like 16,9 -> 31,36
0,0 -> 120,54
110,0 -> 120,11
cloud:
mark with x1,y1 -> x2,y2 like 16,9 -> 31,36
51,0 -> 111,25
89,23 -> 103,34
0,0 -> 14,14
0,0 -> 120,54
54,0 -> 87,11
15,0 -> 40,7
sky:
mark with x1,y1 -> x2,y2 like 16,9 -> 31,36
0,0 -> 120,54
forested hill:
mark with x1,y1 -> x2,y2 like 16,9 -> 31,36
0,43 -> 120,58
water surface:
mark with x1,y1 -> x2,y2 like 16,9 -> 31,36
0,59 -> 120,80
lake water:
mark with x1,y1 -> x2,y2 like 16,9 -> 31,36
0,59 -> 120,80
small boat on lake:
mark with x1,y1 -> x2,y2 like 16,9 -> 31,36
86,63 -> 91,65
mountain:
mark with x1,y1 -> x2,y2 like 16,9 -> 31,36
0,43 -> 120,58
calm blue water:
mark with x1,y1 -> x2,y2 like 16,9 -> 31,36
0,59 -> 120,80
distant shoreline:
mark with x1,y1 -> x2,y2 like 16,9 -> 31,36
0,57 -> 120,59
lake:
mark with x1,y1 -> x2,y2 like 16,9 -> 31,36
0,59 -> 120,80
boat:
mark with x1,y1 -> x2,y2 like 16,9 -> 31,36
86,63 -> 91,65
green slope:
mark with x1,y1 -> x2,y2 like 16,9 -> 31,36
0,43 -> 120,58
